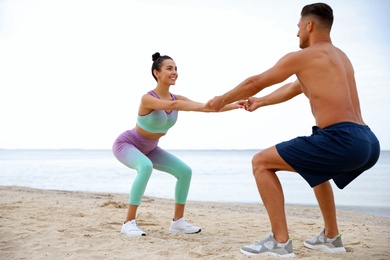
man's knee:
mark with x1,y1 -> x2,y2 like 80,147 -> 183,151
252,147 -> 293,174
252,151 -> 267,175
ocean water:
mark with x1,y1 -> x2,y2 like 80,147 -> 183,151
1,149 -> 389,217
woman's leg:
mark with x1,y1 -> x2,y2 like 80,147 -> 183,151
113,144 -> 153,222
147,147 -> 192,220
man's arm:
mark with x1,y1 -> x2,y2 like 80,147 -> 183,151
246,80 -> 303,112
208,51 -> 302,111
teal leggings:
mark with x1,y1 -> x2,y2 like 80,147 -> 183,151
113,130 -> 192,205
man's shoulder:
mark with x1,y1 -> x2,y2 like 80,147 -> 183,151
282,48 -> 314,63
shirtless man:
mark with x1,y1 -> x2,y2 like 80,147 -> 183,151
207,3 -> 380,257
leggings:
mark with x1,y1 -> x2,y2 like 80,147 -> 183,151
112,128 -> 192,205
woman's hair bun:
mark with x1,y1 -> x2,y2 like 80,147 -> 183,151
152,52 -> 161,62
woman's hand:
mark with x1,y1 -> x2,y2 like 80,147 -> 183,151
220,100 -> 246,111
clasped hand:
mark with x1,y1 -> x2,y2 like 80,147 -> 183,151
206,96 -> 259,112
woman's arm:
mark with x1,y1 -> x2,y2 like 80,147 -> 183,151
141,94 -> 243,112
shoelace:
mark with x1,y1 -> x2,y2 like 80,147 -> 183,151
255,234 -> 273,245
255,234 -> 294,246
131,220 -> 142,229
182,220 -> 193,228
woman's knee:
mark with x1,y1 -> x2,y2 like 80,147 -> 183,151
180,165 -> 192,181
137,159 -> 153,177
171,163 -> 192,183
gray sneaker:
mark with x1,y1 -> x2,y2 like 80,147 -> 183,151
304,229 -> 346,253
240,232 -> 296,258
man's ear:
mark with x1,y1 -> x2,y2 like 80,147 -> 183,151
307,20 -> 314,32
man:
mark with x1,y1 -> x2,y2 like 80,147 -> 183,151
207,3 -> 380,258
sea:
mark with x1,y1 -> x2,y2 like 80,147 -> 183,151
1,149 -> 389,218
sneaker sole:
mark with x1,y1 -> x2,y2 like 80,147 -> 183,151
303,241 -> 346,253
121,231 -> 146,237
240,248 -> 296,258
169,228 -> 201,234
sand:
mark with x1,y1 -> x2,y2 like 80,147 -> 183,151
1,186 -> 389,259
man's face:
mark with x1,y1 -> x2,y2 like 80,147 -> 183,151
297,17 -> 309,49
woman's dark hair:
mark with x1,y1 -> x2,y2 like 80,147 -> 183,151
301,3 -> 333,30
151,52 -> 173,81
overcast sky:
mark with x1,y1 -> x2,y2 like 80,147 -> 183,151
1,0 -> 389,150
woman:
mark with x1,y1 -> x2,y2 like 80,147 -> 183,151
113,52 -> 243,236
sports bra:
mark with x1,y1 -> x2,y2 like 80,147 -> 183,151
136,91 -> 178,134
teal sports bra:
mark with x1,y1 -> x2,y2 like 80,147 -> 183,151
136,91 -> 178,134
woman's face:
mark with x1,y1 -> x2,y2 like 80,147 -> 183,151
155,59 -> 178,85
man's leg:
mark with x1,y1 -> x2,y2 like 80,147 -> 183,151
304,181 -> 346,253
252,146 -> 295,243
313,181 -> 339,237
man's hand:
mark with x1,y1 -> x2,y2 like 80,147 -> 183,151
244,97 -> 262,112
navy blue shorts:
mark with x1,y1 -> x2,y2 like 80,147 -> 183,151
276,122 -> 380,189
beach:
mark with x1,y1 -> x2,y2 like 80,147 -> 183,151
1,186 -> 389,259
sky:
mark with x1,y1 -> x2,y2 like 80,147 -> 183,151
0,0 -> 389,150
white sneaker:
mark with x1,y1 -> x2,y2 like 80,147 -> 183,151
121,220 -> 146,236
169,218 -> 201,234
